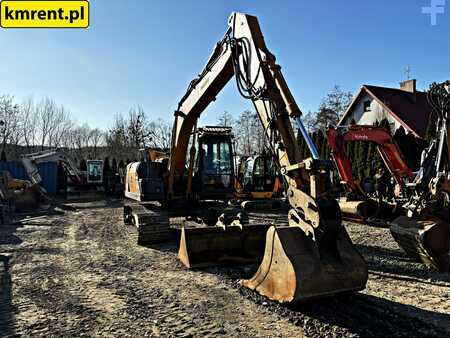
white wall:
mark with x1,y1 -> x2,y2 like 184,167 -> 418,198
340,91 -> 402,132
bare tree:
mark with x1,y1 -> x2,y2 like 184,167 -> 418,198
314,85 -> 353,130
127,106 -> 151,149
302,111 -> 317,133
106,107 -> 172,160
217,111 -> 234,127
67,124 -> 92,161
234,110 -> 255,155
20,97 -> 39,152
48,105 -> 73,148
36,97 -> 56,149
106,113 -> 131,160
250,113 -> 265,154
0,95 -> 21,157
89,128 -> 105,158
148,118 -> 172,150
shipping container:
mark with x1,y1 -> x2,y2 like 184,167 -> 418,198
0,161 -> 58,195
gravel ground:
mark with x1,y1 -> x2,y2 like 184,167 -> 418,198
0,199 -> 449,337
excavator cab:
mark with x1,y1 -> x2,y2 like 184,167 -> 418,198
237,155 -> 273,191
252,154 -> 280,195
235,152 -> 284,210
179,126 -> 271,268
193,127 -> 235,199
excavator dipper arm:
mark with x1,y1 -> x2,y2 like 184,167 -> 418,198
327,125 -> 414,193
174,12 -> 368,303
22,149 -> 83,185
169,15 -> 310,195
327,125 -> 415,221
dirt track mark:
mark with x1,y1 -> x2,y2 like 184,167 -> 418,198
2,201 -> 450,337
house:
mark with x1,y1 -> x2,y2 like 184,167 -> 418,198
338,79 -> 432,138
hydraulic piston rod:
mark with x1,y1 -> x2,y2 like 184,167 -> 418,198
295,117 -> 319,159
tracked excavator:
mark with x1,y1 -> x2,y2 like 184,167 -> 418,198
390,81 -> 450,271
234,151 -> 285,210
21,149 -> 104,200
326,125 -> 414,221
124,12 -> 367,303
124,125 -> 257,244
327,83 -> 450,271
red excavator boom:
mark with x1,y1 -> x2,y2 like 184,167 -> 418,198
327,125 -> 414,194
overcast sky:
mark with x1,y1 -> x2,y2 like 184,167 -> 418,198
0,0 -> 449,128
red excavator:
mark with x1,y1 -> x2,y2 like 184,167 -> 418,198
326,125 -> 414,221
327,81 -> 450,271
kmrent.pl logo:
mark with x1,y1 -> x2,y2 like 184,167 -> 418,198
0,0 -> 89,28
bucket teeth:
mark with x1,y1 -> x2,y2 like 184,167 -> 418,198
390,216 -> 450,271
240,225 -> 368,303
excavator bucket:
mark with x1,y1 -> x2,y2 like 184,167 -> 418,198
390,215 -> 450,272
178,224 -> 270,268
240,225 -> 368,303
339,199 -> 401,224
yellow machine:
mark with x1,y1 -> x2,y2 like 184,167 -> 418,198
235,153 -> 284,209
124,12 -> 368,303
0,170 -> 47,213
147,149 -> 169,162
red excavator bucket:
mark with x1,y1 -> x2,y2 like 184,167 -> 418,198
240,225 -> 368,303
339,199 -> 402,226
178,224 -> 270,268
390,215 -> 450,271
338,199 -> 378,221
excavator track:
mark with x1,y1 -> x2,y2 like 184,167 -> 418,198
123,202 -> 170,245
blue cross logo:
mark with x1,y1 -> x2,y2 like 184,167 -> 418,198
422,0 -> 446,25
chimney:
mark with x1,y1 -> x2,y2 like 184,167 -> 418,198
400,79 -> 416,93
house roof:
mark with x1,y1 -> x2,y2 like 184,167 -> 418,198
339,84 -> 432,138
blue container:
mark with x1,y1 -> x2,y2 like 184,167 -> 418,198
0,161 -> 58,195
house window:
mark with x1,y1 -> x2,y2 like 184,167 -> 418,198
363,100 -> 371,112
390,122 -> 395,132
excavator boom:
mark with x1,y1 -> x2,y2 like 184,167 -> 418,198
173,12 -> 367,303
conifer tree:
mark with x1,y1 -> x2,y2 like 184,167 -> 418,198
112,158 -> 118,174
315,131 -> 324,158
